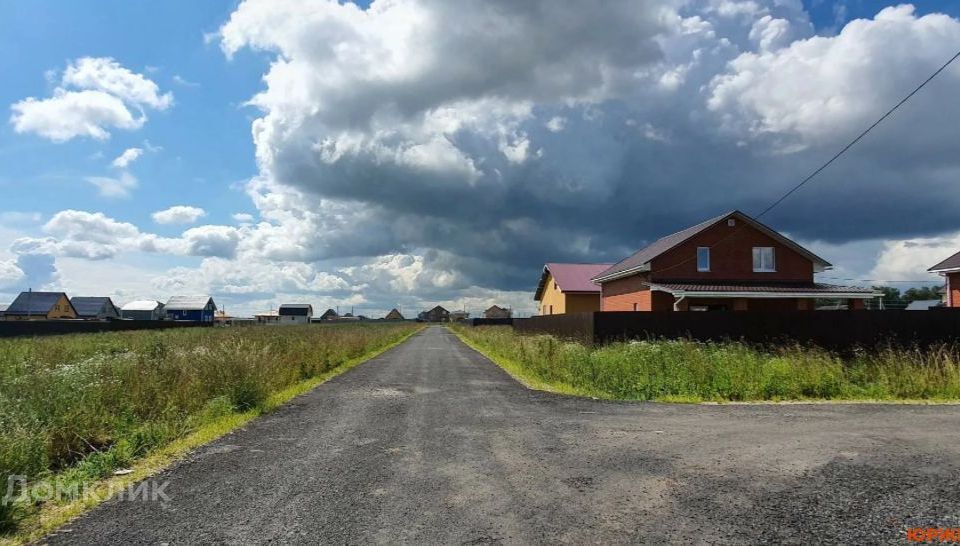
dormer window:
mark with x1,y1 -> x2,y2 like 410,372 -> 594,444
753,247 -> 776,272
697,247 -> 710,272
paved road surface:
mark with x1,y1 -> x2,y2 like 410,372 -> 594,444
44,326 -> 960,545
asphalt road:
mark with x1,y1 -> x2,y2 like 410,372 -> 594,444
44,326 -> 960,545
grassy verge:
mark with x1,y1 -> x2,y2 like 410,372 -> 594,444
451,325 -> 960,403
0,323 -> 422,544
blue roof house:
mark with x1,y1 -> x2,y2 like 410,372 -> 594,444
164,296 -> 217,322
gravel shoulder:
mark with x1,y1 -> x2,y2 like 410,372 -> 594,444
41,326 -> 960,545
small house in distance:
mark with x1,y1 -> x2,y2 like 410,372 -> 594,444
535,263 -> 612,315
279,304 -> 313,324
4,291 -> 77,320
70,297 -> 120,320
450,310 -> 470,322
483,305 -> 512,319
319,308 -> 338,321
254,310 -> 280,324
121,300 -> 165,321
384,308 -> 405,320
419,305 -> 450,322
165,295 -> 217,322
928,251 -> 960,307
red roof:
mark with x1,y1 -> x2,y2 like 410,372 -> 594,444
535,263 -> 612,300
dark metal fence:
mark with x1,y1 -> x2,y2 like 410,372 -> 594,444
466,318 -> 515,327
0,320 -> 210,339
513,310 -> 960,350
514,313 -> 594,345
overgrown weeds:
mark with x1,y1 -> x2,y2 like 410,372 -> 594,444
0,323 -> 418,534
452,325 -> 960,402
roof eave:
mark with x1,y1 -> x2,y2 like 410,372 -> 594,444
650,286 -> 881,299
592,263 -> 651,284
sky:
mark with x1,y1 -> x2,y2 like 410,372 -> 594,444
1,0 -> 959,317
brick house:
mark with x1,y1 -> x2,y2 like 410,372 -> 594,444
419,305 -> 450,322
534,263 -> 612,315
483,305 -> 512,319
928,251 -> 960,307
591,211 -> 879,312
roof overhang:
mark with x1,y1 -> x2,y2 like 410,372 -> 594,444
591,263 -> 651,284
929,267 -> 960,274
534,265 -> 550,301
650,284 -> 881,299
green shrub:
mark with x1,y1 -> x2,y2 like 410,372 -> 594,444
0,323 -> 418,535
453,325 -> 960,402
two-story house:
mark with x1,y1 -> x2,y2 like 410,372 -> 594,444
591,211 -> 879,311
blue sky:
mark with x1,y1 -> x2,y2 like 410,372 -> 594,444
1,0 -> 959,316
0,1 -> 262,230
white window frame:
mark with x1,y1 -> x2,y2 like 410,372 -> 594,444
753,247 -> 776,272
697,247 -> 710,272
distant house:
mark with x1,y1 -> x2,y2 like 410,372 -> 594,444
319,308 -> 339,321
165,296 -> 217,322
419,305 -> 450,322
384,308 -> 405,320
4,291 -> 77,321
254,311 -> 280,324
70,297 -> 120,320
279,304 -> 313,324
905,299 -> 943,311
535,263 -> 612,315
928,251 -> 960,308
120,300 -> 165,321
450,310 -> 470,322
483,305 -> 512,319
591,210 -> 880,312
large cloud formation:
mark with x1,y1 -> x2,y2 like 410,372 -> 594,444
211,0 -> 960,303
7,1 -> 960,315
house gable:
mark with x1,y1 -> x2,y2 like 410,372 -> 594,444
650,217 -> 816,282
593,211 -> 830,284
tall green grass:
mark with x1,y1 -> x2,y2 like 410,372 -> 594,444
0,323 -> 418,533
452,325 -> 960,402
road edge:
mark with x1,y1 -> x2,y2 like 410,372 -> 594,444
5,325 -> 425,546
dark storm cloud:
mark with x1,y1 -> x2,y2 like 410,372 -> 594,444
221,0 -> 960,293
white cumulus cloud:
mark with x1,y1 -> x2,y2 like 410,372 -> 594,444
152,205 -> 207,225
10,57 -> 172,142
111,147 -> 143,168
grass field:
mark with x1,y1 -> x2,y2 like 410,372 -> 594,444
452,325 -> 960,403
0,323 -> 420,538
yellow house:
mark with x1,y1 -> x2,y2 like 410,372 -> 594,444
3,291 -> 78,320
534,263 -> 612,315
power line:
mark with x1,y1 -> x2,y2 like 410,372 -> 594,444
647,47 -> 960,279
755,47 -> 960,219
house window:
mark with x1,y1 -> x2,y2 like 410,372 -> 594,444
697,247 -> 710,272
632,303 -> 638,311
549,305 -> 553,315
753,247 -> 776,272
